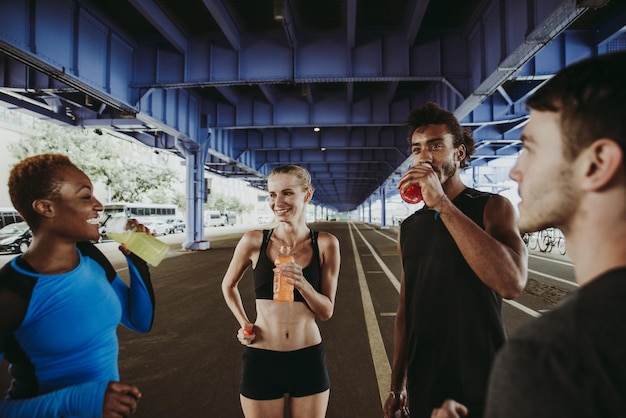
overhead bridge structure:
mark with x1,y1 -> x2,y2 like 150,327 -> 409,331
0,0 -> 625,236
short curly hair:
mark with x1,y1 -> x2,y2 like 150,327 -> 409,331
8,153 -> 78,230
406,102 -> 476,168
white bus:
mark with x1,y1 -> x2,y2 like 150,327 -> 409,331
102,203 -> 177,221
204,210 -> 224,227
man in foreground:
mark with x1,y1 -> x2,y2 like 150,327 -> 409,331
432,50 -> 626,418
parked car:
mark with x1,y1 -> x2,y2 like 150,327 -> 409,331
223,212 -> 237,226
143,221 -> 169,236
204,210 -> 224,227
0,221 -> 32,254
166,219 -> 185,233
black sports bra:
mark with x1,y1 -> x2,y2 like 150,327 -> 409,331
253,229 -> 322,302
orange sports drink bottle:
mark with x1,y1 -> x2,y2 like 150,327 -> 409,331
273,245 -> 294,302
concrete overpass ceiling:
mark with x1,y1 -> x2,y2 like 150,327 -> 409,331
0,0 -> 625,212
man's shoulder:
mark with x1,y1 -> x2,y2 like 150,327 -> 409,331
492,277 -> 626,418
460,187 -> 492,198
509,274 -> 626,348
493,301 -> 581,387
511,299 -> 577,345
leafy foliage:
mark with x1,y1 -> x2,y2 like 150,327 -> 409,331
9,122 -> 178,203
206,193 -> 254,215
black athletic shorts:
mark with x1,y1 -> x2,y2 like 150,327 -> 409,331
240,343 -> 330,400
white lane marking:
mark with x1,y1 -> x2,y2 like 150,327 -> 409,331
528,268 -> 579,288
372,227 -> 397,242
503,299 -> 541,318
352,225 -> 401,293
529,253 -> 573,267
348,222 -> 391,408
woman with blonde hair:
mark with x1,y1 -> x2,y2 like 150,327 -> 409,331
222,164 -> 341,418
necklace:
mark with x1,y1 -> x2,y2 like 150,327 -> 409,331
273,231 -> 310,256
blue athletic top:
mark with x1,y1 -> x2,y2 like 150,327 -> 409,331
254,229 -> 321,302
0,241 -> 155,417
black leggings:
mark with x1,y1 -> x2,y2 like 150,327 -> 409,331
240,343 -> 330,400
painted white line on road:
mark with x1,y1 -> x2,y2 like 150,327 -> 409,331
529,253 -> 573,267
372,227 -> 397,243
352,225 -> 401,293
529,268 -> 579,287
348,222 -> 390,408
503,299 -> 541,318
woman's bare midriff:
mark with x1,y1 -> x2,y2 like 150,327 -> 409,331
251,299 -> 322,351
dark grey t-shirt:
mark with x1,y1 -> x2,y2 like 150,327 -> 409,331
486,268 -> 626,418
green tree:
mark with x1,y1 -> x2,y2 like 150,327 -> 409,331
172,191 -> 187,211
147,188 -> 170,204
206,193 -> 253,215
9,122 -> 178,202
211,194 -> 228,213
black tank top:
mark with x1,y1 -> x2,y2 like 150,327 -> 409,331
400,188 -> 505,415
254,229 -> 322,302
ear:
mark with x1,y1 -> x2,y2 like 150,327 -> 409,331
455,144 -> 466,163
580,139 -> 623,191
32,199 -> 55,219
304,188 -> 313,203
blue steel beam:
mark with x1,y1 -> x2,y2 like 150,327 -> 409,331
455,0 -> 590,120
276,0 -> 298,49
128,0 -> 187,54
406,1 -> 431,45
466,15 -> 626,146
346,0 -> 357,48
201,0 -> 241,51
0,0 -> 137,113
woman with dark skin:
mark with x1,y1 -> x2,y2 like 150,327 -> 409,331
0,153 -> 156,418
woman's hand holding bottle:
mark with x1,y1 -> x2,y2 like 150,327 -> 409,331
238,323 -> 255,345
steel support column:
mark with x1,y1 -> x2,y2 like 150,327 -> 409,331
380,187 -> 388,229
176,133 -> 211,250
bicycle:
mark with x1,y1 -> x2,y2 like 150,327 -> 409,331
522,232 -> 538,250
537,228 -> 566,255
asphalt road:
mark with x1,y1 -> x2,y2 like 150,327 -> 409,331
0,222 -> 577,417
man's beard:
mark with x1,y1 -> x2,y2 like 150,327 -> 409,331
438,159 -> 457,185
